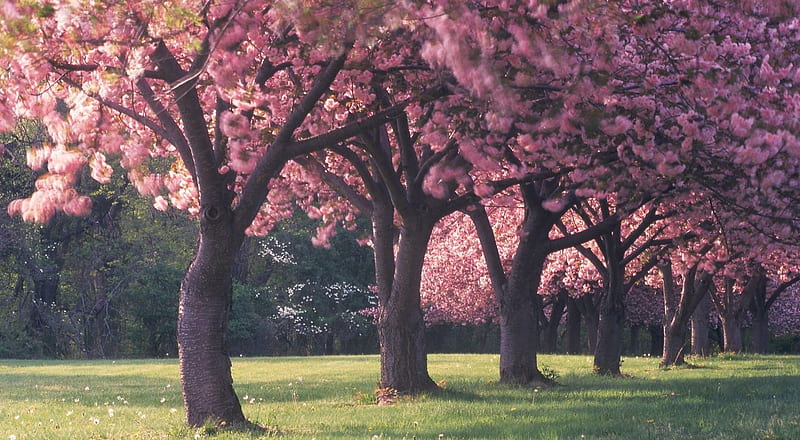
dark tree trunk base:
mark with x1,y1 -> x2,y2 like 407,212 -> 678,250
378,308 -> 438,395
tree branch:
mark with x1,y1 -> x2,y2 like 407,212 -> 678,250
466,205 -> 508,295
293,153 -> 373,216
274,51 -> 349,146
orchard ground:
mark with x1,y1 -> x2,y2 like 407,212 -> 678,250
1,353 -> 798,440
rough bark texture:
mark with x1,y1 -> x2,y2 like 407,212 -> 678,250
377,217 -> 437,393
593,290 -> 624,375
662,326 -> 688,366
178,207 -> 246,427
498,296 -> 546,384
468,202 -> 550,386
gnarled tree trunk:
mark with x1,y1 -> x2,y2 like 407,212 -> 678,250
468,203 -> 551,386
178,208 -> 246,427
376,216 -> 437,393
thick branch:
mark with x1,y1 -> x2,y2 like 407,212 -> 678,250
766,274 -> 800,309
151,41 -> 220,203
549,214 -> 620,253
135,77 -> 197,182
466,205 -> 508,296
274,52 -> 349,146
293,154 -> 373,215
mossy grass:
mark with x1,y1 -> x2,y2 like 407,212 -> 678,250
1,353 -> 798,439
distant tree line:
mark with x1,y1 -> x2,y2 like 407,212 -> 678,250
1,130 -> 378,359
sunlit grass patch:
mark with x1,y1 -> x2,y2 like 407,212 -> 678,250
0,354 -> 798,439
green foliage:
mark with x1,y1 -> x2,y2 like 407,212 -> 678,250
123,265 -> 182,357
770,335 -> 800,354
227,211 -> 377,356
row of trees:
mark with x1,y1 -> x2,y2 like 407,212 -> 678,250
2,0 -> 799,428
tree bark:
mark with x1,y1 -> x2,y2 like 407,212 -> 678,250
660,262 -> 712,366
594,226 -> 625,376
498,294 -> 546,384
593,288 -> 625,375
377,217 -> 437,393
468,203 -> 551,386
178,207 -> 246,427
690,294 -> 711,357
720,316 -> 743,353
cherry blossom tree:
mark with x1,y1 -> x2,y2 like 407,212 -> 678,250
0,0 -> 438,425
749,254 -> 800,353
556,198 -> 674,374
768,284 -> 800,343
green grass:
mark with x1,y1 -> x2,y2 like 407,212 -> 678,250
1,353 -> 798,439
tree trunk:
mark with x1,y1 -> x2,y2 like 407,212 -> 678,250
565,297 -> 582,354
660,263 -> 712,366
178,208 -> 246,427
749,281 -> 770,354
377,218 -> 437,393
497,283 -> 549,385
467,202 -> 551,386
690,294 -> 711,357
593,292 -> 624,375
594,227 -> 625,376
662,325 -> 688,366
720,316 -> 743,353
541,291 -> 566,353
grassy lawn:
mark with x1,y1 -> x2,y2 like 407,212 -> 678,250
0,353 -> 798,439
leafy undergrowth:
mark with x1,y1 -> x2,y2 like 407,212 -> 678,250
0,354 -> 798,439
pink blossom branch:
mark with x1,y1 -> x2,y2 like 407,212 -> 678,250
151,41 -> 221,203
294,153 -> 373,216
134,77 -> 197,183
274,51 -> 349,146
